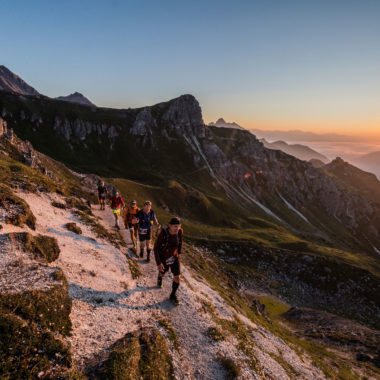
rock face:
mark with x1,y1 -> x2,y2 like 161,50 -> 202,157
0,65 -> 40,96
1,91 -> 380,250
55,92 -> 96,107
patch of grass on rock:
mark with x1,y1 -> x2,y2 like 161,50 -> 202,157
0,184 -> 36,229
96,327 -> 174,380
65,222 -> 82,235
206,326 -> 225,342
11,232 -> 60,263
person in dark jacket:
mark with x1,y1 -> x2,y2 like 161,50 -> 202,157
134,200 -> 159,261
97,181 -> 108,210
154,217 -> 183,305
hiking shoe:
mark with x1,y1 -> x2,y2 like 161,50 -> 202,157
139,251 -> 144,258
170,294 -> 180,306
157,276 -> 163,288
146,257 -> 150,263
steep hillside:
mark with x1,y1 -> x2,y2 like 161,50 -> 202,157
0,65 -> 40,96
1,90 -> 379,258
1,130 -> 380,378
324,157 -> 380,205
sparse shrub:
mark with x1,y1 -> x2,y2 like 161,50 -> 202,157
0,184 -> 36,229
0,269 -> 72,335
8,164 -> 22,172
0,312 -> 72,378
158,319 -> 179,350
96,327 -> 174,380
206,326 -> 225,342
10,232 -> 60,262
65,222 -> 82,235
52,201 -> 66,209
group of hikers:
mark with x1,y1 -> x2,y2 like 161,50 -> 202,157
97,182 -> 183,306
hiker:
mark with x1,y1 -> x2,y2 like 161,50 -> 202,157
124,200 -> 140,252
97,181 -> 108,210
109,190 -> 125,229
134,200 -> 159,262
154,217 -> 183,306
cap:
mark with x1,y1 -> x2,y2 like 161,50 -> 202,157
131,200 -> 137,205
169,217 -> 181,225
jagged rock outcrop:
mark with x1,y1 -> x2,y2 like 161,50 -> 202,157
1,90 -> 380,250
162,94 -> 205,138
131,107 -> 157,136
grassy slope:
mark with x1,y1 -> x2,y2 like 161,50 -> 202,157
112,177 -> 380,278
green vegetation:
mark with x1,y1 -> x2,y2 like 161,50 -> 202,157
0,268 -> 72,335
65,222 -> 82,235
0,311 -> 72,379
0,183 -> 36,229
0,265 -> 78,378
96,327 -> 174,380
125,254 -> 142,279
9,232 -> 60,263
157,318 -> 180,350
184,244 -> 376,379
206,326 -> 225,342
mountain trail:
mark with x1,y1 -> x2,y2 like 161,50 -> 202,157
9,190 -> 326,379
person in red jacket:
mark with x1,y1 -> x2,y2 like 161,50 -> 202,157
109,190 -> 125,230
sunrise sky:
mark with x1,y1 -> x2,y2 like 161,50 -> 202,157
1,0 -> 379,139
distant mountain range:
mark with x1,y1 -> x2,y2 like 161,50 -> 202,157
0,65 -> 95,107
352,151 -> 380,179
208,117 -> 245,130
250,128 -> 359,142
55,92 -> 95,107
260,138 -> 329,163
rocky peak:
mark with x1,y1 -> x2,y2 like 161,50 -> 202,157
0,65 -> 40,96
162,94 -> 205,138
130,94 -> 205,139
55,92 -> 96,107
215,117 -> 226,125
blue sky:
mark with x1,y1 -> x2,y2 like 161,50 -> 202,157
1,0 -> 380,136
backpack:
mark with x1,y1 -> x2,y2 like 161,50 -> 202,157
159,227 -> 183,253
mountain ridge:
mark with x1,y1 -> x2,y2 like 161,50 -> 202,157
0,65 -> 40,96
1,89 -> 380,256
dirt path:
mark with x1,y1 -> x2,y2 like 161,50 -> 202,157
15,191 -> 326,379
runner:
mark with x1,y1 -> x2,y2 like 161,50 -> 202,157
124,200 -> 140,253
134,200 -> 159,262
109,190 -> 125,230
154,217 -> 183,306
97,181 -> 108,210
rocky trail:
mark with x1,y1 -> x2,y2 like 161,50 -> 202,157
2,189 -> 329,379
